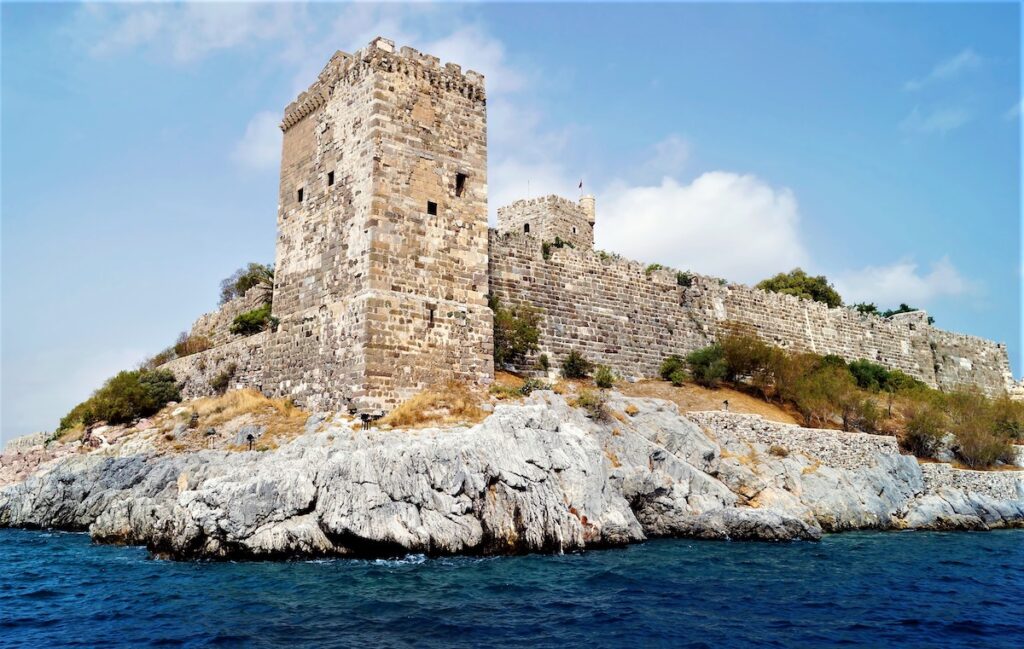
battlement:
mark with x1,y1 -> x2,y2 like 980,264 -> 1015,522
281,37 -> 485,132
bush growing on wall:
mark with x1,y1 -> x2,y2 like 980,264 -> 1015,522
209,363 -> 238,395
489,297 -> 541,368
174,332 -> 213,357
230,304 -> 278,336
561,350 -> 593,379
756,268 -> 843,308
59,369 -> 181,431
220,263 -> 274,305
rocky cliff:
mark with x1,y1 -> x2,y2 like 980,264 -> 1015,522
2,393 -> 1022,560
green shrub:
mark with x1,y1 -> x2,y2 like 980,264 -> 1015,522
230,303 -> 278,336
756,268 -> 843,308
220,262 -> 274,305
848,359 -> 891,392
882,303 -> 935,324
574,389 -> 608,420
489,297 -> 541,368
561,350 -> 593,379
520,378 -> 552,396
852,302 -> 880,316
644,263 -> 664,276
902,405 -> 947,458
955,426 -> 1016,469
659,355 -> 685,381
174,332 -> 213,357
538,353 -> 550,373
58,369 -> 181,431
209,363 -> 238,395
718,325 -> 774,385
541,237 -> 573,261
676,271 -> 693,287
594,365 -> 615,389
686,345 -> 727,388
668,368 -> 687,387
789,361 -> 858,427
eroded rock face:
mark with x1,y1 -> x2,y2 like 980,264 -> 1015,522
1,394 -> 1022,560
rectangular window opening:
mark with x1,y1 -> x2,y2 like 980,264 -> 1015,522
524,223 -> 530,234
327,171 -> 335,186
455,173 -> 467,197
297,187 -> 304,203
427,200 -> 438,216
428,306 -> 436,329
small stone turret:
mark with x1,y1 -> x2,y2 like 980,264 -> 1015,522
497,194 -> 595,249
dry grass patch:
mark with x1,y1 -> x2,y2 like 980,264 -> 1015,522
604,448 -> 622,468
380,382 -> 485,429
619,380 -> 799,424
624,404 -> 639,417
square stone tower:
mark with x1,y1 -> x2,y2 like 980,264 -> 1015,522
265,37 -> 493,412
496,194 -> 596,249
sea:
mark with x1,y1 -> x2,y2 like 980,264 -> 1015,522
1,528 -> 1022,648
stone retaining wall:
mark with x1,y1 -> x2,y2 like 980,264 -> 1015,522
919,462 -> 1024,501
188,286 -> 268,347
160,332 -> 269,400
686,411 -> 901,470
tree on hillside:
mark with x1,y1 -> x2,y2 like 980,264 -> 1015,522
756,268 -> 843,308
220,263 -> 274,305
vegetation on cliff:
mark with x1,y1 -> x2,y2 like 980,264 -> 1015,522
59,369 -> 181,432
663,325 -> 1022,468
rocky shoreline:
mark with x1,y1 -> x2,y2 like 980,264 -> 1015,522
2,392 -> 1022,560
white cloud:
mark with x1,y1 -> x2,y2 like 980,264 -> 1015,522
595,172 -> 811,284
640,135 -> 690,179
835,257 -> 974,308
904,48 -> 983,92
231,111 -> 281,170
900,106 -> 971,134
82,3 -> 307,63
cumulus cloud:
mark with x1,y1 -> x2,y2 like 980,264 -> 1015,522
596,172 -> 810,284
904,48 -> 983,92
900,106 -> 971,134
835,257 -> 974,307
231,111 -> 281,170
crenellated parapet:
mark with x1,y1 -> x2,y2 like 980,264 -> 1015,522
281,37 -> 485,132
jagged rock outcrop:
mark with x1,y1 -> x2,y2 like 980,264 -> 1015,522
2,393 -> 1022,560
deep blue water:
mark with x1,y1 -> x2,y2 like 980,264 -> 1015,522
1,529 -> 1022,648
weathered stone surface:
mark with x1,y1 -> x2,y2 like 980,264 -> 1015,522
3,395 -> 1021,560
488,230 -> 1013,397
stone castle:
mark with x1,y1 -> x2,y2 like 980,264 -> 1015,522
162,37 -> 1018,412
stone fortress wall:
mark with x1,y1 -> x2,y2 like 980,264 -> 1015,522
159,37 -> 1017,410
187,286 -> 268,348
488,198 -> 1013,396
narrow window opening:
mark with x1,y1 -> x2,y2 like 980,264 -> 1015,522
427,200 -> 438,216
297,187 -> 304,203
572,226 -> 577,234
523,223 -> 530,234
428,306 -> 436,329
455,173 -> 467,197
327,171 -> 335,186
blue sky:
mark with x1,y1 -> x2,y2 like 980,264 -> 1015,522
2,2 -> 1021,442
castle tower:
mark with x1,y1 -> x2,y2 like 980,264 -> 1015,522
266,37 -> 493,412
496,194 -> 596,249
